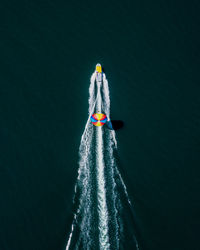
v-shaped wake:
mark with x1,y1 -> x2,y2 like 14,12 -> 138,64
66,69 -> 139,250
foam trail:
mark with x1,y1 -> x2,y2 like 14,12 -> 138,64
66,69 -> 139,250
102,75 -> 138,249
105,131 -> 120,249
96,83 -> 110,249
102,73 -> 110,117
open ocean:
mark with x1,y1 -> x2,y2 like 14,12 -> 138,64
0,0 -> 200,249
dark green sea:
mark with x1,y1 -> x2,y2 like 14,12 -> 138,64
0,0 -> 200,249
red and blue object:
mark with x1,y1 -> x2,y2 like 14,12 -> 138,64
90,113 -> 107,126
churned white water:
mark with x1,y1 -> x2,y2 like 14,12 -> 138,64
66,70 -> 139,250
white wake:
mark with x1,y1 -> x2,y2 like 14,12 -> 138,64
66,70 -> 139,250
96,83 -> 110,249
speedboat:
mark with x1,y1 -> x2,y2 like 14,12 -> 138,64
96,63 -> 103,83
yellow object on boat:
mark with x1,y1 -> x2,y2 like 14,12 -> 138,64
96,64 -> 102,73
